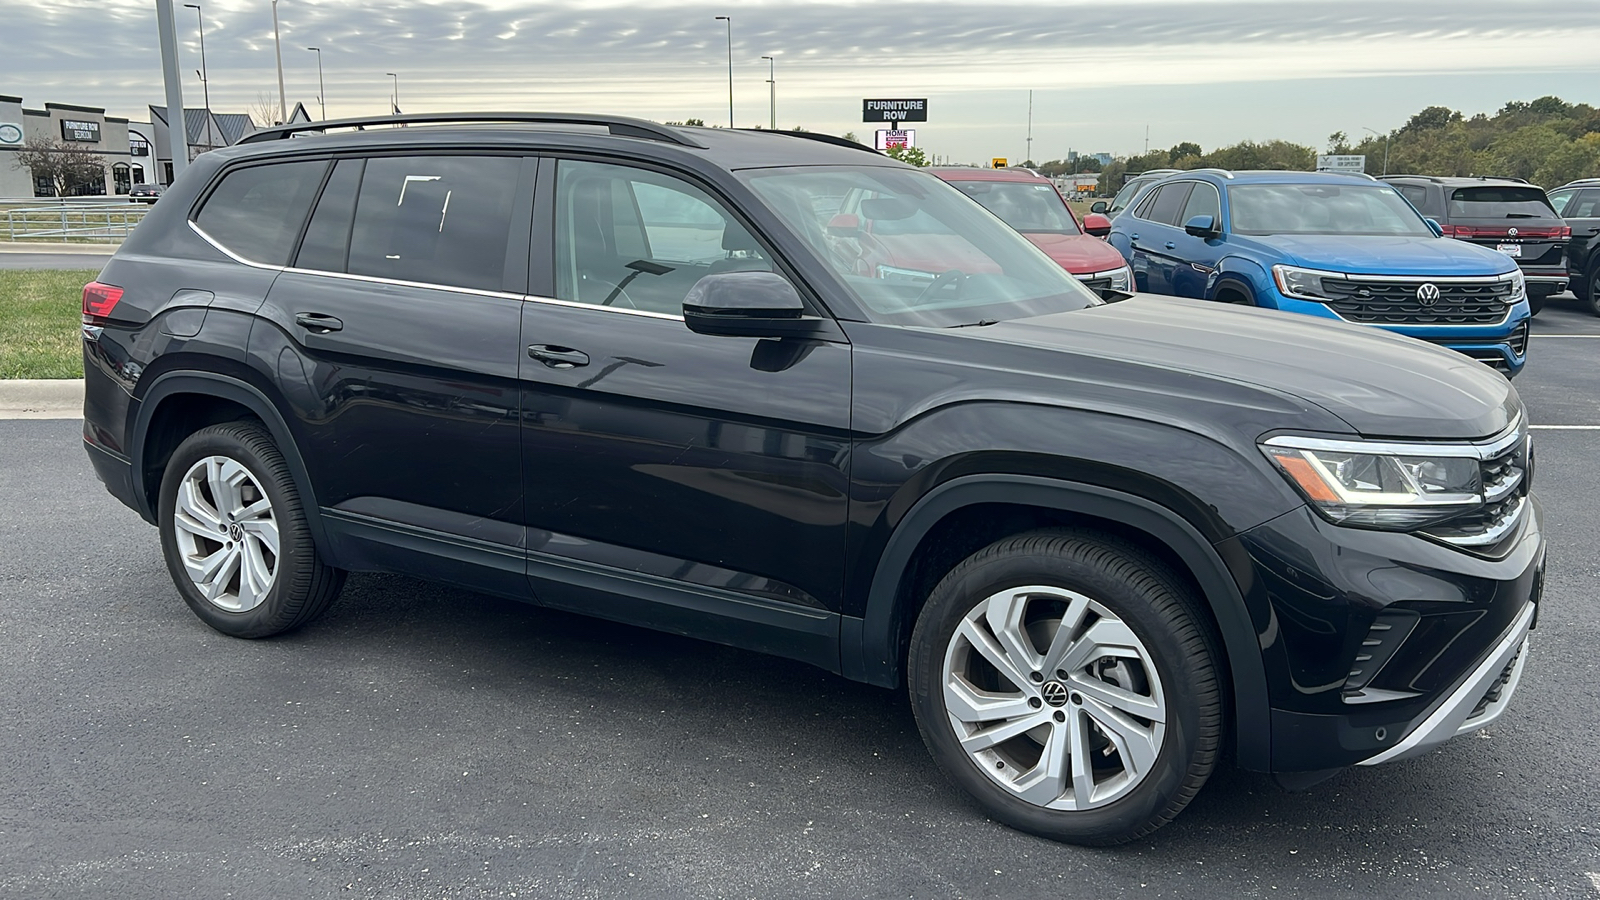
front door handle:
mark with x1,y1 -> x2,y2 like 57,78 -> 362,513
294,312 -> 343,333
528,344 -> 590,368
1165,241 -> 1177,250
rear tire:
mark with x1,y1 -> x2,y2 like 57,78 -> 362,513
1583,267 -> 1600,316
157,421 -> 344,638
907,528 -> 1222,845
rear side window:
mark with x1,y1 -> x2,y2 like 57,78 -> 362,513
1393,183 -> 1431,213
194,160 -> 327,266
1448,186 -> 1557,219
294,158 -> 363,272
347,155 -> 519,292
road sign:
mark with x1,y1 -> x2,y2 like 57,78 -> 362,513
991,158 -> 1007,169
874,129 -> 915,150
863,99 -> 928,123
1316,154 -> 1366,173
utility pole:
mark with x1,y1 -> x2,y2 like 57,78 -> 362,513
1144,124 -> 1149,156
155,0 -> 188,182
761,55 -> 775,130
307,46 -> 324,120
714,16 -> 733,128
271,0 -> 287,123
1025,89 -> 1033,164
1362,126 -> 1392,176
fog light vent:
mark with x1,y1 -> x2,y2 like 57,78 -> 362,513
1343,610 -> 1423,704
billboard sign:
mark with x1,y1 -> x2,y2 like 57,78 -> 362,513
1316,154 -> 1365,173
874,129 -> 915,150
863,99 -> 928,123
61,119 -> 101,142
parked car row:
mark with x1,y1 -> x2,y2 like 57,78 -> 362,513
1547,178 -> 1600,313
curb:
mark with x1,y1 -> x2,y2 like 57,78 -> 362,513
0,241 -> 120,254
0,378 -> 84,419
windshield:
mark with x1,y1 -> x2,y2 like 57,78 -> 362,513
1226,183 -> 1433,236
1448,186 -> 1558,219
742,166 -> 1101,327
947,180 -> 1081,235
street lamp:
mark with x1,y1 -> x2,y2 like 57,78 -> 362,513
306,47 -> 325,120
714,16 -> 732,128
1362,126 -> 1392,176
386,72 -> 399,113
182,3 -> 217,153
761,55 -> 775,130
271,0 -> 287,124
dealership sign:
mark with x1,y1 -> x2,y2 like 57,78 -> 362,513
1316,154 -> 1365,173
61,119 -> 101,142
863,99 -> 927,123
874,129 -> 916,150
0,122 -> 22,146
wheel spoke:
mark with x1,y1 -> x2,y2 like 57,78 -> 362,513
1068,672 -> 1165,723
1083,699 -> 1163,777
984,588 -> 1041,673
955,618 -> 1034,693
958,710 -> 1047,753
1068,706 -> 1096,808
177,478 -> 223,532
207,458 -> 250,517
241,517 -> 279,556
1014,719 -> 1070,806
945,677 -> 1036,724
1038,592 -> 1091,675
237,497 -> 273,521
237,539 -> 273,609
195,546 -> 240,601
1054,617 -> 1143,675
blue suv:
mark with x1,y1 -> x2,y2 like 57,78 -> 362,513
1107,170 -> 1532,376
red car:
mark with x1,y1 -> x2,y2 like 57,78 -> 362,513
930,167 -> 1132,295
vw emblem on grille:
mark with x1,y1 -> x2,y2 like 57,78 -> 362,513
1041,681 -> 1070,707
1507,227 -> 1518,237
1416,283 -> 1441,306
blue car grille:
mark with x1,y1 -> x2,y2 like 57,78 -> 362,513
1323,279 -> 1513,325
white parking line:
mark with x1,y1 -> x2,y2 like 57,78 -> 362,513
1587,872 -> 1600,896
1532,334 -> 1600,338
1530,425 -> 1600,430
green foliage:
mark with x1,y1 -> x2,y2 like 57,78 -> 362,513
0,269 -> 97,379
884,145 -> 929,167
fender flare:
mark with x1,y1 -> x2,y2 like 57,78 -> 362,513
129,371 -> 329,554
844,474 -> 1271,771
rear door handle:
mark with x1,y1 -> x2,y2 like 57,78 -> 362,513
1164,241 -> 1177,250
294,312 -> 343,333
528,344 -> 590,368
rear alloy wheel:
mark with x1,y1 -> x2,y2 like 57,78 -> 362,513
1586,267 -> 1600,316
909,529 -> 1221,845
158,421 -> 344,637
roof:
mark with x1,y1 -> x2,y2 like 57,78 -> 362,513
926,166 -> 1050,183
150,105 -> 256,147
1175,169 -> 1380,185
1380,174 -> 1533,186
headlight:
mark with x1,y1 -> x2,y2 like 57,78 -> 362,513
1107,265 -> 1132,292
1261,435 -> 1490,529
1271,264 -> 1344,301
1507,269 -> 1527,304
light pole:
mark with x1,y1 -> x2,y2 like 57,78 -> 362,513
761,55 -> 775,130
307,47 -> 325,120
182,4 -> 217,154
386,72 -> 399,113
271,0 -> 287,124
1362,126 -> 1392,176
714,16 -> 732,128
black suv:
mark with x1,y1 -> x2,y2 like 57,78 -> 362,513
81,114 -> 1544,845
1381,175 -> 1569,314
1548,179 -> 1600,314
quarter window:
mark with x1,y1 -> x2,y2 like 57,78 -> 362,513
554,159 -> 772,315
193,160 -> 327,265
295,158 -> 364,273
346,155 -> 520,292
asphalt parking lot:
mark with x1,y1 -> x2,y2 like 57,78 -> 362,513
2,302 -> 1598,899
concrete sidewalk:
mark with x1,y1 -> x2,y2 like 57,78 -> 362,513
0,379 -> 84,419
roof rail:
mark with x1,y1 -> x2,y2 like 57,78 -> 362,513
740,128 -> 880,155
237,112 -> 706,148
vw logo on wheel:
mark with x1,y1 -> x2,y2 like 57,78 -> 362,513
1041,680 -> 1070,707
1416,282 -> 1441,306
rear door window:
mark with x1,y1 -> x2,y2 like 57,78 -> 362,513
194,160 -> 327,265
1138,183 -> 1193,226
1447,186 -> 1558,220
1393,183 -> 1431,214
347,155 -> 520,292
1179,182 -> 1220,227
1565,190 -> 1600,219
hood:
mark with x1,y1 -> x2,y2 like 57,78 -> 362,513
1256,234 -> 1518,276
980,295 -> 1518,440
1024,232 -> 1128,275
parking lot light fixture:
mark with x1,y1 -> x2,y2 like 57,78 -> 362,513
715,16 -> 732,128
271,0 -> 287,124
386,72 -> 399,113
761,55 -> 775,130
1363,126 -> 1392,176
182,3 -> 217,153
307,47 -> 325,120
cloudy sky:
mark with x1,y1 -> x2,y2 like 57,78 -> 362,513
3,0 -> 1597,163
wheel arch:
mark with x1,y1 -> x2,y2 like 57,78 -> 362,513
129,371 -> 329,555
844,474 -> 1271,771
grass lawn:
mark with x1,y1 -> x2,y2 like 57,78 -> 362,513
0,269 -> 97,379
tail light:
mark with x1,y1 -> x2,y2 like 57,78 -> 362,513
1443,225 -> 1569,239
81,282 -> 124,323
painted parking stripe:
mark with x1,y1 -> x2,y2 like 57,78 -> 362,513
1530,425 -> 1600,430
1532,334 -> 1600,338
1587,872 -> 1600,896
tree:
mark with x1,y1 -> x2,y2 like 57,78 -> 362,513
884,145 -> 929,167
841,131 -> 859,144
1168,142 -> 1202,163
11,135 -> 107,197
1326,131 -> 1350,154
248,92 -> 281,127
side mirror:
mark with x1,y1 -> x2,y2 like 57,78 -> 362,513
1183,214 -> 1220,238
1089,200 -> 1108,215
1424,217 -> 1444,237
683,271 -> 825,338
1082,213 -> 1112,238
826,213 -> 861,236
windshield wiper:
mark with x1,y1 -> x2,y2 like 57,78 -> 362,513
947,319 -> 999,328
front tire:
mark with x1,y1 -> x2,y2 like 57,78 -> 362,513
157,421 -> 344,638
908,529 -> 1222,845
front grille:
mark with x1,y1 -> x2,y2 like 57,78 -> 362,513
1421,425 -> 1531,555
1077,276 -> 1112,294
1323,278 -> 1513,325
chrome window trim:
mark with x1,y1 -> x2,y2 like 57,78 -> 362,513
1263,414 -> 1525,460
522,293 -> 684,322
188,220 -> 286,271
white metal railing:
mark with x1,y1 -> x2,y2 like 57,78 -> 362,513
0,201 -> 149,243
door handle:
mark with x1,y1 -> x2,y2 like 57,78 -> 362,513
528,344 -> 590,368
294,312 -> 343,333
1130,233 -> 1140,241
1165,241 -> 1177,250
